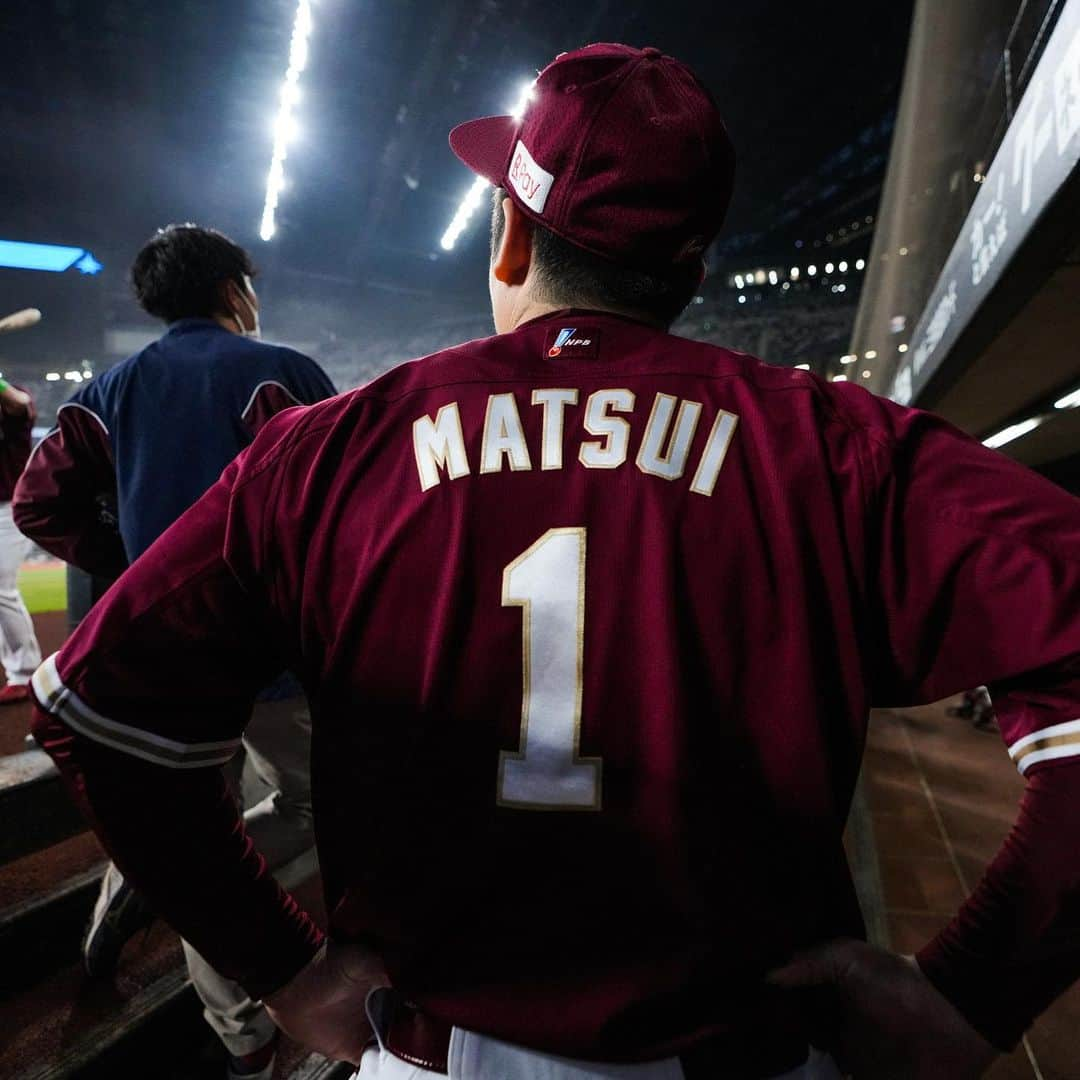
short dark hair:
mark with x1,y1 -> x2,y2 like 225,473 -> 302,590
131,224 -> 256,323
490,189 -> 700,326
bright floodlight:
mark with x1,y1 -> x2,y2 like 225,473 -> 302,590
855,258 -> 866,270
440,81 -> 535,252
260,0 -> 313,241
734,274 -> 744,289
1054,387 -> 1080,410
767,269 -> 779,285
983,417 -> 1043,449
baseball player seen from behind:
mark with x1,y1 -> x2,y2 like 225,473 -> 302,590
16,223 -> 337,1080
28,43 -> 1080,1080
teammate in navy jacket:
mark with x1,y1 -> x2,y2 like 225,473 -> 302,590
13,236 -> 334,572
16,223 -> 337,1080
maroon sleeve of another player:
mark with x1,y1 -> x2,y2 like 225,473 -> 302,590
845,391 -> 1080,1047
12,403 -> 128,579
30,409 -> 324,999
241,380 -> 303,439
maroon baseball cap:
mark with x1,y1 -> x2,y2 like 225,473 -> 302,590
449,43 -> 736,268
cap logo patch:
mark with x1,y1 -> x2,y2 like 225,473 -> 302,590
509,139 -> 554,214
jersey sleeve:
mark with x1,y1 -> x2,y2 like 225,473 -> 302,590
241,352 -> 336,438
29,406 -> 323,997
847,390 -> 1080,1046
12,389 -> 128,579
859,395 -> 1080,773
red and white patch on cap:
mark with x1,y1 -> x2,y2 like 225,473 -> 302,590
508,140 -> 554,214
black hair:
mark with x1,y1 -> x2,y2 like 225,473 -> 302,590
490,189 -> 700,326
130,224 -> 256,324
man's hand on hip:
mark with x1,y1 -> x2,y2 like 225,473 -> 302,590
769,938 -> 998,1079
264,941 -> 389,1065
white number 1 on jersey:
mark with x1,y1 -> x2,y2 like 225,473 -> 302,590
498,527 -> 602,810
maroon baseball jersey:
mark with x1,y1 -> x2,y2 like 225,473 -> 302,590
31,309 -> 1080,1064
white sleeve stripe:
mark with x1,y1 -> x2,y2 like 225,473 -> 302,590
1007,717 -> 1080,758
22,425 -> 63,470
1015,743 -> 1080,775
57,401 -> 110,435
240,380 -> 301,421
23,401 -> 113,471
32,654 -> 241,769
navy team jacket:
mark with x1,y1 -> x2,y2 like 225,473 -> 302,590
13,318 -> 337,578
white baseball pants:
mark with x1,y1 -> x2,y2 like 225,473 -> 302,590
0,501 -> 42,685
354,989 -> 842,1080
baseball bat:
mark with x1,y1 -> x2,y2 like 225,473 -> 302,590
0,308 -> 42,334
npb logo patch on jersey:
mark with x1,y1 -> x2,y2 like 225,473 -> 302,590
547,327 -> 597,358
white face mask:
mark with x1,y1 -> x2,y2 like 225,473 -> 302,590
232,277 -> 261,339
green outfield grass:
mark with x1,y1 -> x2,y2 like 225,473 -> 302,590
18,562 -> 67,614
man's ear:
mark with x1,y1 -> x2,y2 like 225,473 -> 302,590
218,278 -> 240,316
492,197 -> 535,287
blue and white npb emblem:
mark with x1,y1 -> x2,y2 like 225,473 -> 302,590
548,327 -> 576,356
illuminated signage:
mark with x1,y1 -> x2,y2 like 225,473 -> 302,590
0,240 -> 103,275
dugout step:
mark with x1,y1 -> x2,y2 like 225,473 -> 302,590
0,863 -> 105,992
0,750 -> 86,866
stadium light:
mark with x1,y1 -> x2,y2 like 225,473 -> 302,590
754,270 -> 766,285
825,262 -> 834,274
794,363 -> 810,370
832,374 -> 848,382
440,81 -> 535,252
855,258 -> 866,270
898,343 -> 909,353
260,0 -> 314,242
1054,387 -> 1080,410
840,354 -> 857,365
63,371 -> 83,383
734,274 -> 744,289
45,372 -> 60,381
790,267 -> 799,280
807,265 -> 817,276
983,417 -> 1043,449
862,370 -> 872,379
738,294 -> 747,304
838,261 -> 848,272
865,349 -> 877,359
768,270 -> 779,285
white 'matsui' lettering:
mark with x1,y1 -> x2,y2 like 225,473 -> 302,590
578,389 -> 635,469
480,393 -> 532,473
413,403 -> 470,491
636,393 -> 703,480
531,389 -> 578,470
